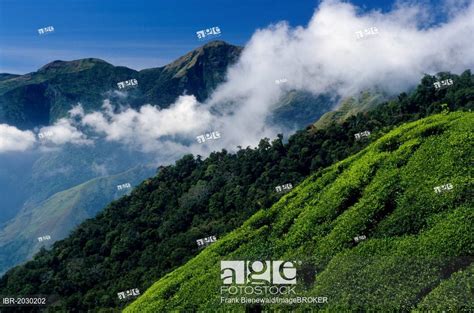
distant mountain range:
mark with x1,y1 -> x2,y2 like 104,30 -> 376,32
0,41 -> 242,129
0,141 -> 157,275
0,40 -> 335,131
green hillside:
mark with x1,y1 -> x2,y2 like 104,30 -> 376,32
126,111 -> 473,312
313,90 -> 386,129
269,90 -> 336,130
0,70 -> 471,312
0,164 -> 155,275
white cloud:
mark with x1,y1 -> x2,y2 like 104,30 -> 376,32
91,162 -> 109,176
39,117 -> 92,146
36,0 -> 474,154
0,124 -> 36,152
80,97 -> 213,152
69,105 -> 85,118
211,0 -> 474,101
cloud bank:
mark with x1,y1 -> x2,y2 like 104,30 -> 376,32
210,0 -> 474,102
0,124 -> 36,152
38,117 -> 92,146
79,98 -> 212,150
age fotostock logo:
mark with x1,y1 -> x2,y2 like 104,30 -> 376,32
219,260 -> 328,305
221,261 -> 296,285
220,261 -> 297,296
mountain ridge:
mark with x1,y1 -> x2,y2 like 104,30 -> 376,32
37,58 -> 114,74
0,41 -> 241,129
0,163 -> 155,275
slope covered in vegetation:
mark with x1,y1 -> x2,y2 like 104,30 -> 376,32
0,164 -> 155,275
313,90 -> 386,129
0,70 -> 472,311
126,111 -> 473,312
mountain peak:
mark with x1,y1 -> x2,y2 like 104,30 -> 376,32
162,40 -> 242,78
0,73 -> 20,81
195,40 -> 242,57
200,40 -> 233,49
38,58 -> 112,73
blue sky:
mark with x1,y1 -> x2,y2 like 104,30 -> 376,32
0,0 -> 401,74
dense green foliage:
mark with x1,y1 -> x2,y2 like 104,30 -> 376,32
0,70 -> 472,312
126,111 -> 473,312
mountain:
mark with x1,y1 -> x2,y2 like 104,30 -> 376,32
139,40 -> 242,106
0,58 -> 135,129
126,111 -> 473,312
0,140 -> 156,231
0,136 -> 162,277
0,70 -> 471,311
0,163 -> 156,275
0,152 -> 38,224
269,90 -> 337,130
16,141 -> 157,209
0,74 -> 19,82
313,90 -> 387,129
0,41 -> 242,130
0,41 -> 241,274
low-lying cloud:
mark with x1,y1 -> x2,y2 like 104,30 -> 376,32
39,117 -> 92,146
80,97 -> 212,147
0,124 -> 36,152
